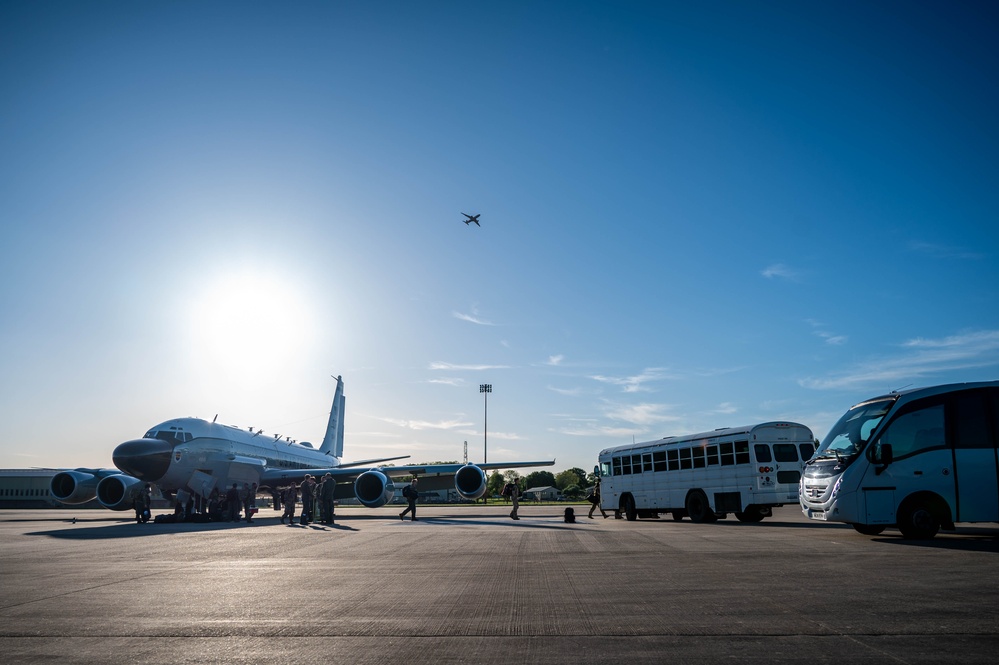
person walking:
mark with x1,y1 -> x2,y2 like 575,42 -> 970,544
588,478 -> 608,518
399,477 -> 419,521
320,473 -> 336,524
503,480 -> 521,520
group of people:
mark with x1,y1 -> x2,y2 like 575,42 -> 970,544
131,475 -> 607,525
280,473 -> 337,525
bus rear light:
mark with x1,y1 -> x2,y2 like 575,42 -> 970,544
759,466 -> 773,473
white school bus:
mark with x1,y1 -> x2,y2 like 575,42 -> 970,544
800,381 -> 999,539
597,422 -> 816,522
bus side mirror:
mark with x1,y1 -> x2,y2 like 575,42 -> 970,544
593,465 -> 600,477
874,443 -> 893,475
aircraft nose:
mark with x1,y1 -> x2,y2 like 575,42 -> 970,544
112,438 -> 174,481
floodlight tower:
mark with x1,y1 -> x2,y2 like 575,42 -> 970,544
479,384 -> 492,464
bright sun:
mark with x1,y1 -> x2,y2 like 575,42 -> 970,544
187,270 -> 316,380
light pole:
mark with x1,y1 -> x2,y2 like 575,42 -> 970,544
479,384 -> 491,464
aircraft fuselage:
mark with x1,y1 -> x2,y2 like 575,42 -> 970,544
113,418 -> 338,497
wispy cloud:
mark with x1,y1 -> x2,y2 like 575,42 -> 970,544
761,263 -> 799,280
429,362 -> 510,371
806,318 -> 848,346
377,417 -> 473,431
550,422 -> 647,438
546,354 -> 564,366
590,367 -> 675,393
452,311 -> 494,325
603,401 -> 682,426
425,377 -> 465,387
800,329 -> 999,390
907,240 -> 984,261
712,402 -> 738,415
548,385 -> 583,396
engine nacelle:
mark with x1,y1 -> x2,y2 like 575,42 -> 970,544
50,471 -> 100,505
354,469 -> 396,508
96,474 -> 145,511
454,464 -> 488,500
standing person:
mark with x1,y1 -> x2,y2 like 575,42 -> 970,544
244,482 -> 257,523
281,482 -> 298,524
320,473 -> 336,524
133,483 -> 151,524
225,483 -> 241,522
299,475 -> 314,525
399,477 -> 419,522
588,478 -> 608,519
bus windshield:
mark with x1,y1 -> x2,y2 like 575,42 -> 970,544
815,398 -> 895,461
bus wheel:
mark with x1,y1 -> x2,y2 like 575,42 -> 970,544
897,500 -> 940,539
621,495 -> 637,521
685,490 -> 715,523
735,506 -> 765,523
852,523 -> 887,536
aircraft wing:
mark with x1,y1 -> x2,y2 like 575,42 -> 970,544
260,459 -> 554,486
259,458 -> 555,507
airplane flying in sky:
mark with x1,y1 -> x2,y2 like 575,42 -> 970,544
462,213 -> 480,226
49,376 -> 554,512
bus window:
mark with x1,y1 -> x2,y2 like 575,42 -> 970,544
953,391 -> 990,448
798,443 -> 816,461
643,453 -> 653,472
600,461 -> 612,477
755,444 -> 772,463
613,457 -> 623,476
735,441 -> 750,464
692,447 -> 706,468
679,448 -> 692,470
720,442 -> 734,466
667,449 -> 679,471
653,451 -> 667,472
632,454 -> 644,474
773,444 -> 799,462
706,445 -> 719,466
878,403 -> 945,459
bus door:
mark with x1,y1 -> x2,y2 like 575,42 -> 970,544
949,389 -> 999,523
866,398 -> 955,525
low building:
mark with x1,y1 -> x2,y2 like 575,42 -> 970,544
523,485 -> 561,501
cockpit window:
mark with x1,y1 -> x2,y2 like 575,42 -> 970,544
146,430 -> 188,446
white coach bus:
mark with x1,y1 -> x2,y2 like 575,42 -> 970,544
597,422 -> 816,522
800,382 -> 999,539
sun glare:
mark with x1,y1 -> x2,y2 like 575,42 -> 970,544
187,270 -> 316,380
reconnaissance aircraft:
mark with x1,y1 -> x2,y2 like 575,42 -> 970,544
50,376 -> 554,512
462,213 -> 480,226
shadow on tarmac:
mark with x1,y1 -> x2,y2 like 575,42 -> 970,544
26,516 -> 363,539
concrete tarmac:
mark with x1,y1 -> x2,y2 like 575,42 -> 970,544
2,504 -> 998,664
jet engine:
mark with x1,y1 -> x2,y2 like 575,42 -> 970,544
354,469 -> 396,508
454,464 -> 488,500
50,471 -> 101,505
96,474 -> 145,511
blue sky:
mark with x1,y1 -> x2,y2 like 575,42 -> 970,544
2,1 -> 997,474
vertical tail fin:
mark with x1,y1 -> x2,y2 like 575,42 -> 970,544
319,375 -> 345,457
